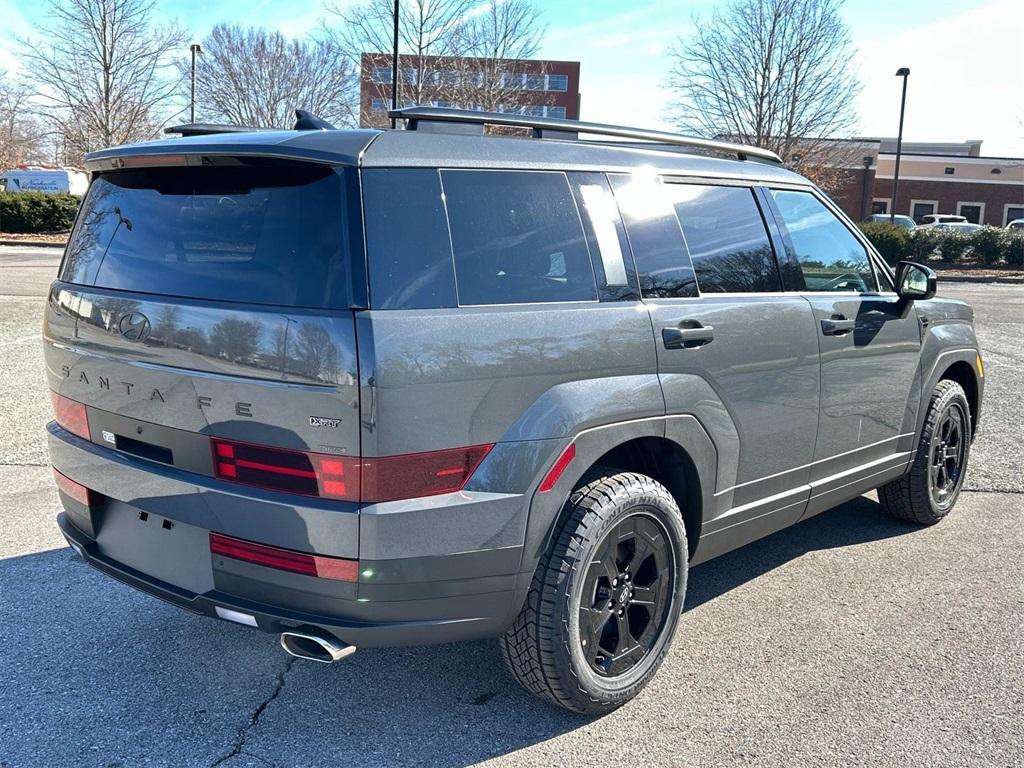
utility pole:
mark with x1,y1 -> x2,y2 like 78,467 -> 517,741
890,67 -> 910,224
390,1 -> 400,129
190,43 -> 203,124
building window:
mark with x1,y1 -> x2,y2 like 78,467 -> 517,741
547,74 -> 568,92
957,202 -> 984,225
944,167 -> 955,175
524,73 -> 546,91
372,66 -> 391,84
871,199 -> 889,215
910,200 -> 938,223
547,106 -> 567,119
1005,205 -> 1024,226
371,98 -> 386,111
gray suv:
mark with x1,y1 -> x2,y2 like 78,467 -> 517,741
46,107 -> 983,714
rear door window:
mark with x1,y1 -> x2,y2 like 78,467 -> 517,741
609,173 -> 696,298
61,163 -> 358,308
666,183 -> 780,293
770,189 -> 878,293
440,170 -> 597,305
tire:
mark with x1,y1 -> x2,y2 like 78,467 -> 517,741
878,379 -> 972,525
499,469 -> 688,715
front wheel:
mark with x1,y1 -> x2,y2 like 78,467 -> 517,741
878,379 -> 972,525
499,470 -> 688,714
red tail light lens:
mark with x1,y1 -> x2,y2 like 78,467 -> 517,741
50,392 -> 90,441
211,438 -> 358,501
210,532 -> 358,582
210,438 -> 492,503
361,444 -> 493,503
53,468 -> 95,506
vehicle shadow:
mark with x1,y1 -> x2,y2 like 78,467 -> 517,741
0,493 -> 919,767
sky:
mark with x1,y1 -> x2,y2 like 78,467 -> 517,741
2,0 -> 1022,155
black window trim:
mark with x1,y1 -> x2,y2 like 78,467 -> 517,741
437,167 -> 601,308
763,182 -> 896,296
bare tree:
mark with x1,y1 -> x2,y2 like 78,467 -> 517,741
326,0 -> 476,110
19,0 -> 185,163
0,72 -> 46,169
451,0 -> 548,113
186,25 -> 359,129
666,0 -> 861,191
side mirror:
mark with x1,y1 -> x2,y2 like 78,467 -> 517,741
895,260 -> 937,301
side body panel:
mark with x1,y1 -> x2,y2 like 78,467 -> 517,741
651,297 -> 821,562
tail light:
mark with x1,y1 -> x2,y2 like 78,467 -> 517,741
53,468 -> 95,506
50,392 -> 90,441
211,437 -> 491,504
210,532 -> 358,582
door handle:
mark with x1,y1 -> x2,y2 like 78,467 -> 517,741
820,317 -> 856,335
662,323 -> 715,349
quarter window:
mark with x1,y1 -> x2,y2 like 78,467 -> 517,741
441,170 -> 597,305
771,189 -> 878,293
667,184 -> 779,293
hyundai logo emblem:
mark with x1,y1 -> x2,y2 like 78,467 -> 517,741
118,312 -> 152,342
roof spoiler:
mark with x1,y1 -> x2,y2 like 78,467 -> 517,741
165,110 -> 337,138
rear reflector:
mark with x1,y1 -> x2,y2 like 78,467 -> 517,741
53,468 -> 94,506
50,392 -> 90,441
209,532 -> 358,582
538,443 -> 576,493
210,437 -> 491,504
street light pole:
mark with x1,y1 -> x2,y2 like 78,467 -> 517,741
190,43 -> 203,124
890,67 -> 910,224
391,1 -> 400,129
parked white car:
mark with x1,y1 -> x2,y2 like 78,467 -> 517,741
0,167 -> 88,196
1006,219 -> 1024,231
918,214 -> 968,228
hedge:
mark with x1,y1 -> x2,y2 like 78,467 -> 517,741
0,191 -> 80,234
857,222 -> 1024,268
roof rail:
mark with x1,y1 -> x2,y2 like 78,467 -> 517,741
388,107 -> 784,165
164,123 -> 272,137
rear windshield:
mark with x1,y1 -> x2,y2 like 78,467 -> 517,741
61,163 -> 359,309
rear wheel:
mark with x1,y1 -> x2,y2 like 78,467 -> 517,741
878,379 -> 971,525
500,470 -> 687,714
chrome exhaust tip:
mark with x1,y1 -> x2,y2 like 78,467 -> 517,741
279,630 -> 356,663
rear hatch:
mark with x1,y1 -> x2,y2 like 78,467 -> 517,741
45,157 -> 364,507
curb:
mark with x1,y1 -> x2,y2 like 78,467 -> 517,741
940,275 -> 1024,285
0,239 -> 67,248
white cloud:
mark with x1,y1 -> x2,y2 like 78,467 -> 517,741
853,0 -> 1024,155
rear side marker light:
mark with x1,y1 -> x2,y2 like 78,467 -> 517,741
210,532 -> 358,582
539,443 -> 576,493
210,437 -> 492,504
50,392 -> 90,441
53,468 -> 95,506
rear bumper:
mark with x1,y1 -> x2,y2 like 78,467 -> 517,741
57,513 -> 519,647
49,422 -> 531,647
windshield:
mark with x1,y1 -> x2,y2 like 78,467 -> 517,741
61,162 -> 360,309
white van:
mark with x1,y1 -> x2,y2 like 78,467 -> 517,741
0,167 -> 88,196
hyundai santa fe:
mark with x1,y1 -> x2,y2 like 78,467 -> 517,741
46,107 -> 984,714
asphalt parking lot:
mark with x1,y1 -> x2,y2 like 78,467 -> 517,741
0,245 -> 1021,767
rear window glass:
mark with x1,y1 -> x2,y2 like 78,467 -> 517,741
61,163 -> 356,308
667,184 -> 780,293
440,170 -> 597,305
609,173 -> 697,299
